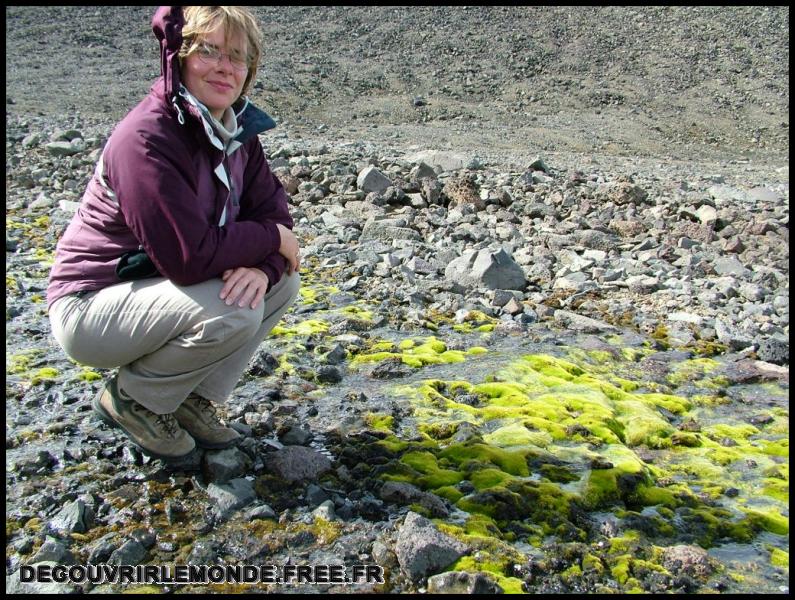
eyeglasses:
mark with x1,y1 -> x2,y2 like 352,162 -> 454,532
195,43 -> 249,72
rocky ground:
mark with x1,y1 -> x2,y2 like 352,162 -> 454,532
5,5 -> 789,595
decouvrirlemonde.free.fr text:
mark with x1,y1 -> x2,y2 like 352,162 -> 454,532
20,563 -> 385,585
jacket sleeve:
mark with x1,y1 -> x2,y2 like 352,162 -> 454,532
106,123 -> 282,287
237,135 -> 295,289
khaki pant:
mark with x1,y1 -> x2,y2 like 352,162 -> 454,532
49,272 -> 300,414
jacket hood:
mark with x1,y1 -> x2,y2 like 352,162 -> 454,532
152,6 -> 184,101
150,6 -> 276,141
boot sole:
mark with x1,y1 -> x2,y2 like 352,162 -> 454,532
192,436 -> 241,450
92,384 -> 196,461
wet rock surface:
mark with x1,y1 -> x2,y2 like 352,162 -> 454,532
6,5 -> 789,595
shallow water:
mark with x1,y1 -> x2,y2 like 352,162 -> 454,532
297,316 -> 789,593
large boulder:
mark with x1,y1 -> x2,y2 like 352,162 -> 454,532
357,166 -> 392,194
445,248 -> 527,291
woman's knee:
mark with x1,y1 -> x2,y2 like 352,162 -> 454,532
284,271 -> 301,304
223,303 -> 265,340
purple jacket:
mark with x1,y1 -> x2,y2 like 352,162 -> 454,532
47,6 -> 292,310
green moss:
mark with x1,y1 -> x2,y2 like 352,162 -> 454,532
610,554 -> 633,584
615,401 -> 675,448
523,354 -> 584,381
483,423 -> 553,449
341,305 -> 373,321
352,351 -> 395,364
582,553 -> 605,574
757,438 -> 788,457
561,563 -> 582,580
375,339 -> 789,576
276,352 -> 296,375
455,485 -> 537,522
688,340 -> 729,358
582,469 -> 625,509
607,531 -> 641,555
400,451 -> 465,489
469,468 -> 514,491
666,454 -> 725,481
434,486 -> 464,504
76,368 -> 103,382
400,450 -> 438,472
464,514 -> 503,539
619,347 -> 654,362
370,341 -> 397,352
743,507 -> 789,536
666,358 -> 720,387
634,392 -> 692,414
30,367 -> 59,385
297,284 -> 339,305
440,443 -> 530,477
351,336 -> 469,368
629,484 -> 679,509
364,413 -> 394,432
539,464 -> 580,483
677,506 -> 756,546
418,421 -> 461,441
702,423 -> 760,442
767,546 -> 788,569
670,431 -> 702,447
449,555 -> 524,594
376,436 -> 410,454
610,375 -> 640,392
701,444 -> 745,466
7,348 -> 46,374
271,319 -> 329,337
398,339 -> 415,350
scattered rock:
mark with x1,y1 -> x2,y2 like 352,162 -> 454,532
266,446 -> 333,482
662,545 -> 716,579
394,511 -> 469,583
427,571 -> 504,593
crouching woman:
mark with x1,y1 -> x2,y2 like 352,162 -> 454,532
46,6 -> 300,459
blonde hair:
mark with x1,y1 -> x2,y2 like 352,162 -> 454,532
178,6 -> 262,99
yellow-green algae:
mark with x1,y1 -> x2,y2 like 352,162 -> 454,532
364,413 -> 394,432
76,368 -> 103,382
297,283 -> 339,306
365,344 -> 788,589
30,367 -> 59,385
350,336 -> 486,368
7,348 -> 47,374
767,546 -> 788,570
340,304 -> 374,321
270,319 -> 329,337
451,310 -> 499,334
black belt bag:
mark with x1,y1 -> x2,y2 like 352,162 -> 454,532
115,249 -> 161,281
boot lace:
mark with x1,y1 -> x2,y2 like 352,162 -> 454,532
155,414 -> 180,437
195,396 -> 222,425
131,402 -> 179,437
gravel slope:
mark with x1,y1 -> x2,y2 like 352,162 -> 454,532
5,6 -> 790,166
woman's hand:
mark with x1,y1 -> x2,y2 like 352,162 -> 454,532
276,223 -> 301,274
220,267 -> 270,310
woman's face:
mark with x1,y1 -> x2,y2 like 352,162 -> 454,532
182,26 -> 248,120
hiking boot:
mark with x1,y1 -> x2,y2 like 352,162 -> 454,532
92,376 -> 196,459
174,394 -> 241,449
